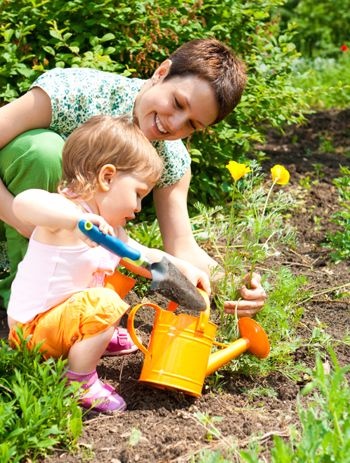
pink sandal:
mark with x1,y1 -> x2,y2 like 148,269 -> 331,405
103,326 -> 138,357
79,371 -> 126,413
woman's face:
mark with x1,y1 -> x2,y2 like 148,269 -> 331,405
134,62 -> 219,141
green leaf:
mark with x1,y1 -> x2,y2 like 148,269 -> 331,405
100,33 -> 115,42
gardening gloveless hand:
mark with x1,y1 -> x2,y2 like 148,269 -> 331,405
224,272 -> 267,318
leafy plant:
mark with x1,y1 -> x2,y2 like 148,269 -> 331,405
324,166 -> 350,262
290,53 -> 350,109
194,161 -> 309,380
217,266 -> 307,380
194,350 -> 350,463
213,160 -> 296,307
0,337 -> 82,462
269,349 -> 350,462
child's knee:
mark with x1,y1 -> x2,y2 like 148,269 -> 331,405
81,287 -> 129,331
87,287 -> 127,307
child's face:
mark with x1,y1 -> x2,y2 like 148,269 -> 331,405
134,72 -> 218,142
96,171 -> 153,227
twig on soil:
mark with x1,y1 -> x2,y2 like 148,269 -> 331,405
281,261 -> 313,268
309,299 -> 349,304
239,429 -> 290,447
84,414 -> 118,425
286,247 -> 312,264
297,282 -> 350,306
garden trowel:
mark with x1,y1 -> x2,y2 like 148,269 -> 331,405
78,220 -> 207,311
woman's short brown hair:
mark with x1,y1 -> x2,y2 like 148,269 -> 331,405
59,115 -> 163,199
166,38 -> 247,123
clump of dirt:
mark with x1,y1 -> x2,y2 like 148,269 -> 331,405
5,109 -> 350,463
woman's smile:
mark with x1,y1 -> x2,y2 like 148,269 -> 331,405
134,74 -> 218,141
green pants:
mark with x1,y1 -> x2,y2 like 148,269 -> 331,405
0,129 -> 64,308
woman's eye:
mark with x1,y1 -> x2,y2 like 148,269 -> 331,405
174,98 -> 182,109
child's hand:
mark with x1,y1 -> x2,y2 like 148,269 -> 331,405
224,272 -> 266,318
77,214 -> 115,247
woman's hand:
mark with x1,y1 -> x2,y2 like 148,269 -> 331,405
224,272 -> 267,318
175,260 -> 211,296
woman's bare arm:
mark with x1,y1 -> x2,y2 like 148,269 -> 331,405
0,87 -> 52,148
153,168 -> 218,275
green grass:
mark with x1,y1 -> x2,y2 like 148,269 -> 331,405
0,337 -> 83,462
324,166 -> 350,262
267,349 -> 350,462
193,349 -> 350,463
291,54 -> 350,109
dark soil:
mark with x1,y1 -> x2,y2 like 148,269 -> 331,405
2,109 -> 350,462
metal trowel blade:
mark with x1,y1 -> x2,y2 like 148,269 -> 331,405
149,257 -> 207,311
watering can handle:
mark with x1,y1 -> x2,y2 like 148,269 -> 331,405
127,302 -> 162,356
196,288 -> 211,332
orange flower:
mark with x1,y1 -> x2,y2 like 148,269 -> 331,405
271,165 -> 290,185
226,161 -> 251,182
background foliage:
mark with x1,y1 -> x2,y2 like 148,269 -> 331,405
1,0 -> 348,206
280,0 -> 350,57
0,0 -> 306,207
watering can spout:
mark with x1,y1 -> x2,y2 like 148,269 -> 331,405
206,317 -> 270,377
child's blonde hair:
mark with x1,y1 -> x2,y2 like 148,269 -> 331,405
59,115 -> 163,199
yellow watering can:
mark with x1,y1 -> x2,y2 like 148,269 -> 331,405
127,291 -> 270,398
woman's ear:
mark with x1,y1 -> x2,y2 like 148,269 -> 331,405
98,164 -> 117,191
152,59 -> 172,84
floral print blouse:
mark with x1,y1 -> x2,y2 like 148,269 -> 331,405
31,68 -> 190,187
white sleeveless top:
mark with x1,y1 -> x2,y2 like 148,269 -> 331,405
8,238 -> 120,323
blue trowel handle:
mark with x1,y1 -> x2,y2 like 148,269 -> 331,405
78,219 -> 141,261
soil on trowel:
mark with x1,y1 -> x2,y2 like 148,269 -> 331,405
151,257 -> 207,311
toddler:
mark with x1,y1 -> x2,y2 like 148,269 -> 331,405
7,115 -> 210,413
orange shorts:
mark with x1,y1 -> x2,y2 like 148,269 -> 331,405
9,287 -> 129,359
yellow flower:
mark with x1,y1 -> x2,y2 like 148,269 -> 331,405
226,161 -> 251,182
270,164 -> 290,185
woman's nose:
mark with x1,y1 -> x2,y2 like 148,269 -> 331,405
170,112 -> 188,133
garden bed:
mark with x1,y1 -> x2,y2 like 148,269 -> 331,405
3,109 -> 349,462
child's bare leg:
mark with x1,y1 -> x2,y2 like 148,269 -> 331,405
68,326 -> 114,372
66,325 -> 126,412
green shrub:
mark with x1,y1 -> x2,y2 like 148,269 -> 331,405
280,0 -> 350,57
0,0 -> 307,209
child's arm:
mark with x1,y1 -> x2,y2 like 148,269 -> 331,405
13,189 -> 82,231
119,229 -> 211,295
13,189 -> 113,237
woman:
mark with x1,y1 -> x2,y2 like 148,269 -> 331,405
0,38 -> 266,313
